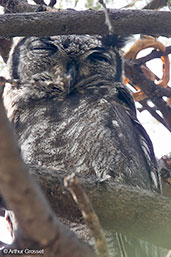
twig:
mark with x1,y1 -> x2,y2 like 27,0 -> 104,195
99,0 -> 114,34
33,0 -> 46,4
137,46 -> 171,66
126,78 -> 170,130
138,99 -> 170,130
49,0 -> 56,7
64,174 -> 110,257
124,59 -> 171,131
156,86 -> 171,98
0,76 -> 20,88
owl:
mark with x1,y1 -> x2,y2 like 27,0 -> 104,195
3,35 -> 165,256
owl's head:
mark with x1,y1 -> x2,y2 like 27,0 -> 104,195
8,35 -> 127,99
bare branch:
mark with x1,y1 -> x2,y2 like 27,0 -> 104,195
143,0 -> 168,10
33,0 -> 46,5
0,0 -> 36,13
124,59 -> 171,131
138,99 -> 171,130
0,9 -> 171,37
28,166 -> 171,249
0,38 -> 12,63
99,0 -> 114,34
49,0 -> 56,7
155,86 -> 171,98
137,46 -> 171,65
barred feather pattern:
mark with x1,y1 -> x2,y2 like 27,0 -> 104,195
4,82 -> 157,190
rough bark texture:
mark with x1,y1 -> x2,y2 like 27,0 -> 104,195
0,9 -> 171,37
143,0 -> 168,9
124,59 -> 171,131
0,38 -> 12,63
28,166 -> 171,250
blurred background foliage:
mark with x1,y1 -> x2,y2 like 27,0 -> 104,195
28,0 -> 167,10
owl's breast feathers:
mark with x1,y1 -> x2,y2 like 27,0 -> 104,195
3,80 -> 159,192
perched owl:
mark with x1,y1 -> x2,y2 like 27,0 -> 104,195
3,35 -> 166,256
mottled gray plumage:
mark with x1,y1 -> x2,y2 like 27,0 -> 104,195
3,35 -> 166,256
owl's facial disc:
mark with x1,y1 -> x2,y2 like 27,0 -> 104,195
8,36 -> 121,99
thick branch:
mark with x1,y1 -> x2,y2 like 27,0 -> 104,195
0,38 -> 12,63
0,9 -> 171,37
0,98 -> 97,257
33,0 -> 46,5
143,0 -> 168,9
0,0 -> 46,13
124,59 -> 171,131
29,166 -> 171,250
137,46 -> 171,65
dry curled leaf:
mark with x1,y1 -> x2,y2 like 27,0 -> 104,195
124,36 -> 170,104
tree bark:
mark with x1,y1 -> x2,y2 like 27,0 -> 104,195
143,0 -> 168,10
0,9 -> 171,37
124,59 -> 171,131
28,165 -> 171,250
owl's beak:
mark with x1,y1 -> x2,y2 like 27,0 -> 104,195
66,61 -> 77,91
52,61 -> 77,94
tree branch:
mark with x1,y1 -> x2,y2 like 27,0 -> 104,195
124,59 -> 171,131
0,9 -> 171,37
160,154 -> 171,197
143,0 -> 168,10
33,0 -> 46,5
137,46 -> 171,65
138,99 -> 171,130
0,0 -> 46,13
0,38 -> 12,63
28,165 -> 171,250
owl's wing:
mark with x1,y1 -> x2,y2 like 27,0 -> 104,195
116,233 -> 168,257
117,85 -> 160,191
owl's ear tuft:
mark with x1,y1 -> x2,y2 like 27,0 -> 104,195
101,34 -> 130,49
